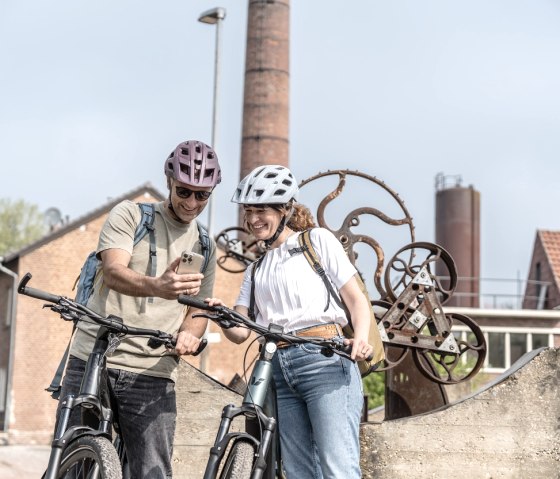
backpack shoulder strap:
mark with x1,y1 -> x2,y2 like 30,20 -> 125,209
248,256 -> 264,322
298,229 -> 322,274
135,203 -> 156,244
298,229 -> 346,312
196,221 -> 211,273
136,202 -> 157,302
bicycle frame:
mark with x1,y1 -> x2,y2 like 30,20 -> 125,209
203,336 -> 283,479
44,325 -> 117,479
17,273 -> 198,479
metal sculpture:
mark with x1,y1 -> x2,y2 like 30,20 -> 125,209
377,242 -> 486,384
214,226 -> 265,273
214,169 -> 487,387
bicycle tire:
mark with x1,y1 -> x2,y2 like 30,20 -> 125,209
219,439 -> 256,479
56,435 -> 122,479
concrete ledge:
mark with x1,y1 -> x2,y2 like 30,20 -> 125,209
173,359 -> 244,479
361,347 -> 560,478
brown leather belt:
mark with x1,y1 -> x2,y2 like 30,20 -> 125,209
277,323 -> 343,349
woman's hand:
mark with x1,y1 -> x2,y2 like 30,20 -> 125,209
345,337 -> 374,361
204,297 -> 225,307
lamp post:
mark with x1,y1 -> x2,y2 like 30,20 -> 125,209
198,7 -> 226,374
198,6 -> 226,237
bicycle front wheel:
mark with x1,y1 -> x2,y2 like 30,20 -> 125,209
219,439 -> 256,479
57,435 -> 122,479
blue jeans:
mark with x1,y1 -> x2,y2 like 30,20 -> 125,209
59,357 -> 176,479
272,343 -> 363,479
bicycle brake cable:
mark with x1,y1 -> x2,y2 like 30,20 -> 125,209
105,333 -> 124,357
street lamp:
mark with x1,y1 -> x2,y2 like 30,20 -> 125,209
198,7 -> 226,238
198,7 -> 226,374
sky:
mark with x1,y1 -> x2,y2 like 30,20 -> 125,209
2,0 -> 560,306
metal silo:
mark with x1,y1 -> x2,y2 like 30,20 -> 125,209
434,173 -> 480,307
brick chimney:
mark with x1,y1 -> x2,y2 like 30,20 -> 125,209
239,0 -> 290,187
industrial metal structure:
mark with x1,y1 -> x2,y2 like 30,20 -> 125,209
435,173 -> 481,307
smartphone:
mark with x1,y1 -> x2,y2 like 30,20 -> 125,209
176,251 -> 205,274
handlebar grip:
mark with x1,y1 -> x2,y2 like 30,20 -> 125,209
192,338 -> 208,357
17,273 -> 61,303
177,295 -> 215,311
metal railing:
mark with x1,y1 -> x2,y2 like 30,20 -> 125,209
441,276 -> 553,310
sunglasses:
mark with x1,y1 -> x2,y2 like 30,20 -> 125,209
175,186 -> 212,201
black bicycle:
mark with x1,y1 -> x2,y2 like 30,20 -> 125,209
177,295 -> 356,479
18,272 -> 206,479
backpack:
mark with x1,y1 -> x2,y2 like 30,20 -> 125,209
47,202 -> 211,398
249,228 -> 385,377
74,203 -> 156,305
73,202 -> 211,305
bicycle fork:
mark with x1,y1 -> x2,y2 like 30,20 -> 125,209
204,345 -> 279,479
44,342 -> 113,479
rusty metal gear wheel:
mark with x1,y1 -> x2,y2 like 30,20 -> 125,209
412,312 -> 487,385
214,227 -> 265,274
299,170 -> 415,298
384,242 -> 458,305
371,300 -> 409,372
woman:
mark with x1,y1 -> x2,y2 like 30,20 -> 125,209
215,165 -> 373,478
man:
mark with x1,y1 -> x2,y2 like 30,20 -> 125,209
60,140 -> 221,478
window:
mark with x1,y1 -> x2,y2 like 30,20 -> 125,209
487,332 -> 506,369
532,333 -> 549,349
483,329 -> 555,372
510,333 -> 526,364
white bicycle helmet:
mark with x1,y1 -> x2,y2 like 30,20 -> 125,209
232,165 -> 299,205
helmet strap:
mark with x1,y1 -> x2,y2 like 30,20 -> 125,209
263,204 -> 294,249
166,193 -> 190,225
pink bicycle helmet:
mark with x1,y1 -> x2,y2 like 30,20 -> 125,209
164,140 -> 222,187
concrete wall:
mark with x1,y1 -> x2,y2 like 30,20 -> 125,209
361,347 -> 560,478
174,348 -> 560,478
173,360 -> 244,479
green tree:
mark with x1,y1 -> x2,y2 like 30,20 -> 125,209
363,371 -> 385,410
0,198 -> 47,256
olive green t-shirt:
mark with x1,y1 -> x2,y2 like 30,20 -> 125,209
70,200 -> 216,381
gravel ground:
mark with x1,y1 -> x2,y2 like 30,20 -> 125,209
0,445 -> 50,478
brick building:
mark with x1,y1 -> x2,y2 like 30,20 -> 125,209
522,230 -> 560,310
0,184 -> 249,444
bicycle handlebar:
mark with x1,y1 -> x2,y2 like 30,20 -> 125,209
178,295 -> 215,312
18,274 -> 62,303
178,294 -> 354,358
18,273 -> 207,355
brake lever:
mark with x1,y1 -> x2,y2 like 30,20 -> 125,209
46,304 -> 79,322
192,312 -> 220,320
192,312 -> 238,329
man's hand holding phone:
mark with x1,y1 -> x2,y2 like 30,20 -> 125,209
175,251 -> 205,297
176,251 -> 205,275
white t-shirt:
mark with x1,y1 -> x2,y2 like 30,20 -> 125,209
236,228 -> 356,332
